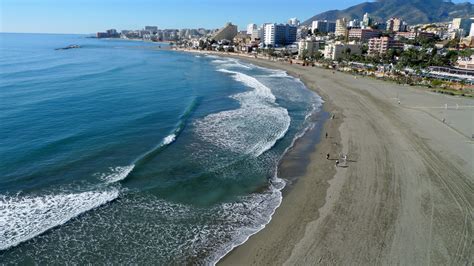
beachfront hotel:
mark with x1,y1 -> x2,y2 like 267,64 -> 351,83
212,22 -> 238,41
263,23 -> 297,46
311,20 -> 336,34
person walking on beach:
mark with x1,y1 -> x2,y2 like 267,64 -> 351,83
335,160 -> 339,167
326,153 -> 330,160
325,132 -> 328,139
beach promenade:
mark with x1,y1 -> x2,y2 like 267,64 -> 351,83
216,55 -> 473,265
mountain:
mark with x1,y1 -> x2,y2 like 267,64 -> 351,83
302,0 -> 474,26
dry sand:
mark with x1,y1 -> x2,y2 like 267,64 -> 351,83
210,55 -> 474,265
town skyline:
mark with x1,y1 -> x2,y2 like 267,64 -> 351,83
1,0 -> 472,34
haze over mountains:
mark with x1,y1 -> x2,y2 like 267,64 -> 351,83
303,0 -> 474,25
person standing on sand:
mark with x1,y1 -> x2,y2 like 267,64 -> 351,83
325,132 -> 328,138
335,160 -> 339,167
326,153 -> 330,160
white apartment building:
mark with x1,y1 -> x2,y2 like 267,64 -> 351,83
263,23 -> 297,46
264,24 -> 276,46
247,23 -> 257,35
288,18 -> 300,26
298,37 -> 319,59
312,20 -> 336,33
251,26 -> 264,41
324,42 -> 362,60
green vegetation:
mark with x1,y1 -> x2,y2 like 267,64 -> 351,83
300,49 -> 323,61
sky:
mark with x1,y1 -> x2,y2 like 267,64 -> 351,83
0,0 -> 472,34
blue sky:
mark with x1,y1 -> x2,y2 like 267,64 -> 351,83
0,0 -> 472,34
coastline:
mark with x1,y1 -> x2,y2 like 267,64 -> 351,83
215,53 -> 346,265
177,50 -> 473,265
176,48 -> 345,263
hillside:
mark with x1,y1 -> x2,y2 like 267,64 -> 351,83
302,0 -> 474,25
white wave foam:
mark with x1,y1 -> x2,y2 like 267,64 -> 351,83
97,165 -> 135,183
205,55 -> 220,59
196,69 -> 290,157
212,59 -> 230,64
259,69 -> 289,78
0,189 -> 119,250
217,69 -> 276,102
163,134 -> 176,145
212,58 -> 252,70
209,177 -> 285,265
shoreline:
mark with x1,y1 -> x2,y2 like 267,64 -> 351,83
214,53 -> 345,265
181,49 -> 473,265
208,53 -> 333,264
175,48 -> 343,264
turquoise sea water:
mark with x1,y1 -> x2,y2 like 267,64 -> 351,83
0,33 -> 322,263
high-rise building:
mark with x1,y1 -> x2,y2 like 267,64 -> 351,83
386,18 -> 407,32
264,24 -> 297,46
106,29 -> 118,36
288,18 -> 300,26
97,29 -> 119,38
213,22 -> 238,41
247,23 -> 257,35
348,28 -> 382,42
335,18 -> 348,37
368,36 -> 403,56
251,26 -> 264,41
362,13 -> 373,28
451,18 -> 473,37
311,20 -> 336,34
348,19 -> 360,28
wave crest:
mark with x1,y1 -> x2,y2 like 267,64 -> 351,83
0,189 -> 119,250
195,69 -> 290,157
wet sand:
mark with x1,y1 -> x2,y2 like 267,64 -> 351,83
211,54 -> 473,265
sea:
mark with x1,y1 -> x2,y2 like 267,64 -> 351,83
0,33 -> 323,264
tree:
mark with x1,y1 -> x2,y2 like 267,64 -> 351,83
301,49 -> 309,60
313,51 -> 323,60
343,47 -> 352,60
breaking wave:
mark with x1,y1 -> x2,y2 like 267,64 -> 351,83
1,54 -> 323,265
0,188 -> 119,251
211,58 -> 253,70
194,69 -> 290,158
131,97 -> 199,168
0,98 -> 201,250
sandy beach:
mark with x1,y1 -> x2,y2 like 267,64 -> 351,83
190,53 -> 474,265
